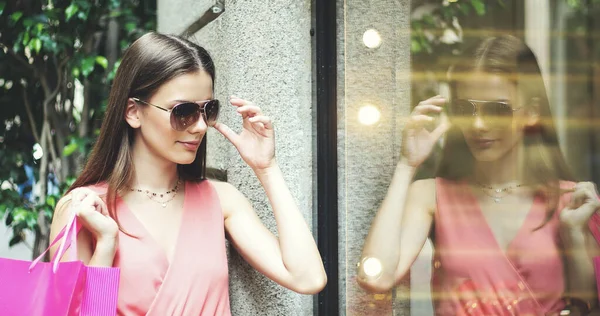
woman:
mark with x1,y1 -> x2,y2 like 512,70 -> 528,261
49,32 -> 326,315
357,35 -> 600,315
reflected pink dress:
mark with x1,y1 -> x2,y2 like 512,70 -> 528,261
87,180 -> 231,316
431,178 -> 576,316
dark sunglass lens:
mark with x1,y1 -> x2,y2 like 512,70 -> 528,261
484,102 -> 513,117
171,102 -> 200,130
450,100 -> 472,117
204,100 -> 220,126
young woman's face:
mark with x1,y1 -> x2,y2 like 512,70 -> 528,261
453,72 -> 534,162
136,70 -> 213,164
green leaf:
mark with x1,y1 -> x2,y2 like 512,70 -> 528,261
76,0 -> 91,11
13,208 -> 27,223
72,67 -> 80,77
77,11 -> 88,21
9,234 -> 22,247
95,56 -> 108,69
125,22 -> 136,33
422,15 -> 435,26
65,177 -> 76,187
0,2 -> 5,15
25,212 -> 37,229
65,4 -> 78,21
63,141 -> 78,156
39,34 -> 57,53
46,196 -> 56,208
411,39 -> 422,53
109,10 -> 122,18
23,17 -> 34,27
22,32 -> 30,46
81,57 -> 96,77
10,11 -> 23,23
5,212 -> 13,225
471,0 -> 486,15
30,38 -> 42,54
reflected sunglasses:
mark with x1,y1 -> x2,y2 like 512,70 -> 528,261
448,99 -> 522,118
132,97 -> 220,130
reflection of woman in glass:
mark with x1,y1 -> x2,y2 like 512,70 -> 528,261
358,35 -> 600,315
48,33 -> 326,315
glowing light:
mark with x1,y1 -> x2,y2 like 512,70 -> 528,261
358,105 -> 381,126
362,257 -> 383,277
363,29 -> 382,49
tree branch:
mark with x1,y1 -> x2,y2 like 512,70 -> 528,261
40,57 -> 68,183
32,122 -> 50,259
0,43 -> 35,72
22,86 -> 41,145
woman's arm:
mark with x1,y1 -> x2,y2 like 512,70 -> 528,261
212,97 -> 325,294
560,182 -> 600,311
357,96 -> 448,293
49,190 -> 118,267
561,227 -> 600,311
216,165 -> 326,295
357,159 -> 436,293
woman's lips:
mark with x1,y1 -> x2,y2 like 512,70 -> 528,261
178,141 -> 200,150
471,138 -> 496,149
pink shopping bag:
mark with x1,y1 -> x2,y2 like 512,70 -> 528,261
590,213 -> 600,305
0,209 -> 120,315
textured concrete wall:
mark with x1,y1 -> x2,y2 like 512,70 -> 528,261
338,1 -> 412,315
158,1 -> 315,315
336,0 -> 347,313
157,0 -> 216,35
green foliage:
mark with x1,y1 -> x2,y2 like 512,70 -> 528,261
0,0 -> 155,254
411,0 -> 506,57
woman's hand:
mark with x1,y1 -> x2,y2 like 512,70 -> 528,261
214,96 -> 276,171
401,95 -> 450,167
70,188 -> 118,246
559,182 -> 600,231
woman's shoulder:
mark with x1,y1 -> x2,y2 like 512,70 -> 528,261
203,180 -> 248,219
56,182 -> 109,208
205,179 -> 241,197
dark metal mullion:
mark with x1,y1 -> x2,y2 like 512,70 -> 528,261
315,0 -> 339,315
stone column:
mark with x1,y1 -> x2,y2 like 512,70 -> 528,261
337,0 -> 412,315
158,1 -> 315,315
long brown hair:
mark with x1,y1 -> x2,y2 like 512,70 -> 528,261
436,35 -> 575,225
68,32 -> 215,220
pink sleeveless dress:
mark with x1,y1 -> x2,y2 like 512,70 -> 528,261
86,180 -> 231,316
431,178 -> 574,316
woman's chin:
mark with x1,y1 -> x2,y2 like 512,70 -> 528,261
470,150 -> 503,162
172,154 -> 197,165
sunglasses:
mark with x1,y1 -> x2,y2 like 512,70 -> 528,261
448,99 -> 522,119
132,97 -> 220,130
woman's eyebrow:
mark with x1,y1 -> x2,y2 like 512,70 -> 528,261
467,98 -> 510,102
171,99 -> 190,103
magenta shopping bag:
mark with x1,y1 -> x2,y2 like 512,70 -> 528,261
0,210 -> 120,315
590,213 -> 600,305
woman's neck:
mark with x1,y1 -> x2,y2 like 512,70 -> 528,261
472,142 -> 524,187
130,141 -> 179,191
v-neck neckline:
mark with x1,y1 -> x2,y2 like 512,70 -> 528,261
117,181 -> 189,267
461,180 -> 540,259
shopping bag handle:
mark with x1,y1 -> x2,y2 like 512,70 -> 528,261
29,203 -> 81,273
